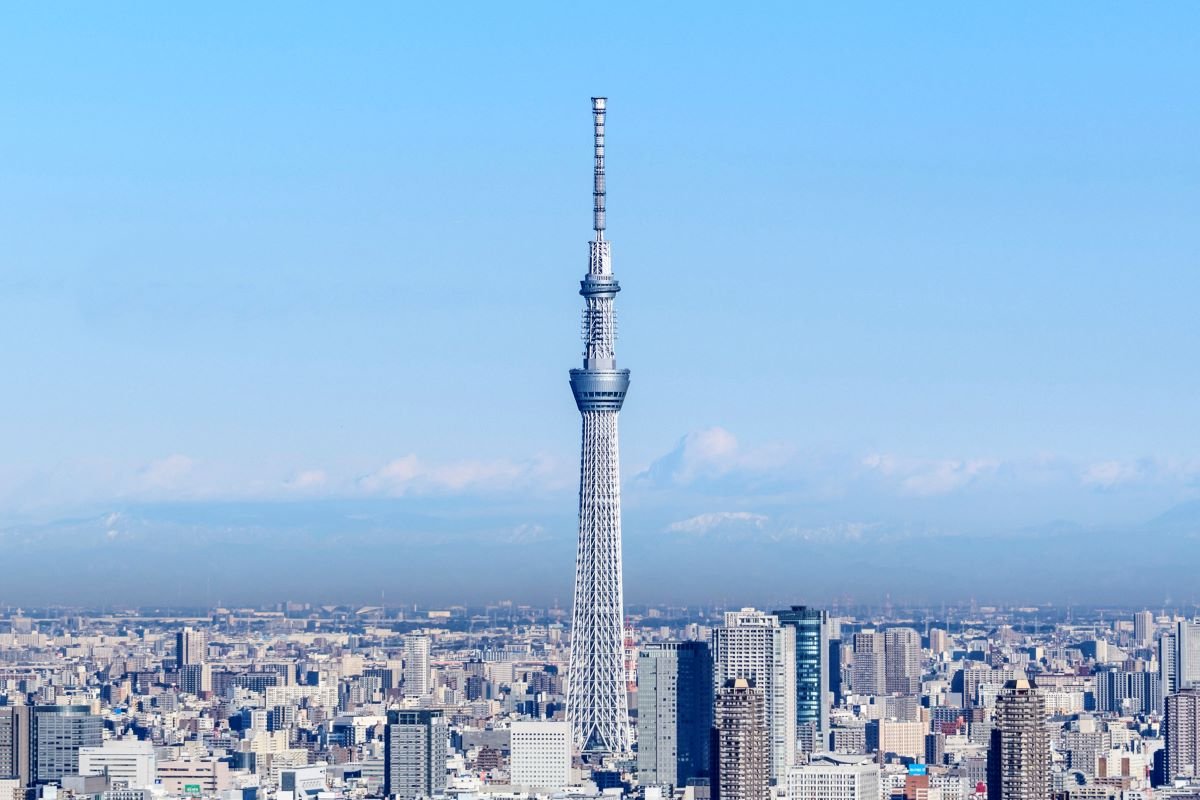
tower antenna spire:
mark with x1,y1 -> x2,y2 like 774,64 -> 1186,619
591,97 -> 606,240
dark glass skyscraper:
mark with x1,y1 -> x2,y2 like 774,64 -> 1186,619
637,641 -> 713,789
775,606 -> 829,749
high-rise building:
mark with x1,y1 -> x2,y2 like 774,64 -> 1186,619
775,606 -> 830,749
565,96 -> 632,757
637,641 -> 713,789
30,706 -> 102,784
1134,610 -> 1155,648
711,609 -> 796,782
928,628 -> 949,656
712,679 -> 769,800
884,628 -> 922,695
786,762 -> 880,800
176,627 -> 206,668
925,732 -> 945,766
0,704 -> 31,786
986,679 -> 1049,800
509,721 -> 571,789
403,636 -> 431,697
79,740 -> 156,789
383,709 -> 447,800
851,631 -> 885,696
1161,621 -> 1200,696
1095,668 -> 1161,716
1165,689 -> 1200,781
179,663 -> 212,696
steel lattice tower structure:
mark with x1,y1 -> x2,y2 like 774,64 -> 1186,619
566,96 -> 631,756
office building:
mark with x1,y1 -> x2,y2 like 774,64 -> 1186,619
1095,668 -> 1161,716
509,721 -> 570,788
928,628 -> 949,656
775,606 -> 830,749
1165,689 -> 1200,781
383,709 -> 446,799
403,636 -> 431,697
156,759 -> 231,794
867,719 -> 925,761
1161,621 -> 1200,696
179,663 -> 212,696
1135,611 -> 1155,648
0,705 -> 30,786
786,762 -> 880,800
712,679 -> 769,800
925,732 -> 945,766
565,96 -> 633,757
176,627 -> 206,668
711,609 -> 796,782
851,631 -> 886,696
637,641 -> 712,789
79,740 -> 156,789
986,679 -> 1049,800
30,706 -> 102,784
884,628 -> 922,695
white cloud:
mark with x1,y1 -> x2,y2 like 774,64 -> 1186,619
666,511 -> 769,535
862,454 -> 999,496
639,427 -> 791,486
286,469 -> 328,490
358,453 -> 568,496
1081,460 -> 1141,489
137,454 -> 194,490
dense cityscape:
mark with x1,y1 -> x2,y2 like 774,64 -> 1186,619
0,602 -> 1197,800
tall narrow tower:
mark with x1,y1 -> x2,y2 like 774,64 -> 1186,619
566,96 -> 631,756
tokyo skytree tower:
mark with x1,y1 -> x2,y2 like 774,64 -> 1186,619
566,97 -> 631,756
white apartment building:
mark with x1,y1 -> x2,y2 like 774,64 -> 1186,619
404,635 -> 432,697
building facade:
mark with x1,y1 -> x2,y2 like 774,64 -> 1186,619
637,641 -> 713,789
713,679 -> 769,800
711,609 -> 796,782
31,706 -> 102,785
775,606 -> 829,750
1165,689 -> 1200,782
383,709 -> 447,799
986,679 -> 1050,800
403,636 -> 432,698
509,721 -> 570,789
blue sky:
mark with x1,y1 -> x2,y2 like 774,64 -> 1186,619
1,4 -> 1198,605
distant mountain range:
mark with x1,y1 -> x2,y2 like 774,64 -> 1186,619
1,495 -> 1197,608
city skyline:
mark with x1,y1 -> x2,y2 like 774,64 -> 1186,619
2,3 -> 1199,605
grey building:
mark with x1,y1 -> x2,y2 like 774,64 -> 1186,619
1095,668 -> 1161,716
383,709 -> 447,799
986,680 -> 1049,800
31,705 -> 103,784
0,703 -> 32,785
884,628 -> 922,695
851,631 -> 885,696
775,606 -> 829,750
637,641 -> 713,789
1165,689 -> 1200,782
175,627 -> 205,669
1161,621 -> 1200,698
712,678 -> 769,800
